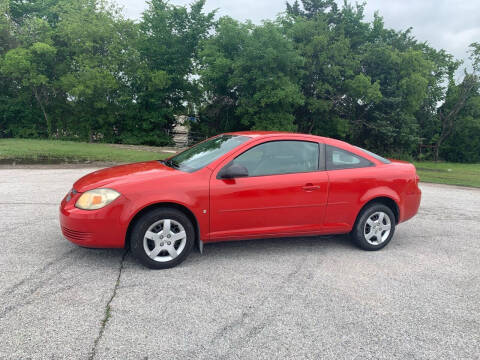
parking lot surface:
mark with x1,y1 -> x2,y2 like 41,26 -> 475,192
0,168 -> 479,359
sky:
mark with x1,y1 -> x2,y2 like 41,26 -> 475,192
116,0 -> 479,76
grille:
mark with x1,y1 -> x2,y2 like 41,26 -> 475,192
62,227 -> 93,241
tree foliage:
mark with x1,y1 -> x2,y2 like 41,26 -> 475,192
0,0 -> 479,161
0,0 -> 214,144
198,18 -> 304,135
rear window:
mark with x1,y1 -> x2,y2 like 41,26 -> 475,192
354,146 -> 391,164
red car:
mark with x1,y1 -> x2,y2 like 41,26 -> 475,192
60,132 -> 421,269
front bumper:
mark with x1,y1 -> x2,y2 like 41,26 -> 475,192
59,192 -> 129,248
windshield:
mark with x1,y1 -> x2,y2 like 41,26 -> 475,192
164,135 -> 250,172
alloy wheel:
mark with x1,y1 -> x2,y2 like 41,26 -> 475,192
143,219 -> 187,262
363,211 -> 391,245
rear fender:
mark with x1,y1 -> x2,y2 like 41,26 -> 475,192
358,187 -> 401,221
360,186 -> 400,205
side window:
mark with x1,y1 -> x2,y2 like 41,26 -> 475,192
233,140 -> 319,177
326,145 -> 373,170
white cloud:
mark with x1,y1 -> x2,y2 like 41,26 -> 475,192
362,0 -> 480,70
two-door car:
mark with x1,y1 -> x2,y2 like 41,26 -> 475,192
60,132 -> 421,269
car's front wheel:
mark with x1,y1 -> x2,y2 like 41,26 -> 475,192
130,208 -> 195,269
351,203 -> 396,251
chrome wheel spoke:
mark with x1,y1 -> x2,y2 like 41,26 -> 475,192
365,231 -> 375,240
377,212 -> 385,223
171,231 -> 186,242
381,224 -> 391,232
366,218 -> 375,227
145,231 -> 157,241
149,245 -> 162,259
167,246 -> 178,259
162,219 -> 171,235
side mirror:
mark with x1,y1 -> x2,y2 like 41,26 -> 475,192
219,163 -> 249,179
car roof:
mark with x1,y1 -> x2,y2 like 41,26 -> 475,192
226,130 -> 306,136
225,131 -> 349,147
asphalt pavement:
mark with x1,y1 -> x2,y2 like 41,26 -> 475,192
0,167 -> 479,359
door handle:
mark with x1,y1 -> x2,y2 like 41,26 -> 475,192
302,183 -> 320,191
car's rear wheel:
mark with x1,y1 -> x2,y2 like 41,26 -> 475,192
130,208 -> 195,269
351,203 -> 395,251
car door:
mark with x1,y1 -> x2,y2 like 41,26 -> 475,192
209,139 -> 329,240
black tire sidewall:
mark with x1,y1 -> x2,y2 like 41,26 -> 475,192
352,203 -> 396,251
130,208 -> 195,269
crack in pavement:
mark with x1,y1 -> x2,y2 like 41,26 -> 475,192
89,250 -> 127,360
0,248 -> 81,319
1,248 -> 78,297
190,255 -> 310,360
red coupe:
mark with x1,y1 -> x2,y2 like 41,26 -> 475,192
60,132 -> 421,269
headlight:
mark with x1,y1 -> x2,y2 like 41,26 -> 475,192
75,188 -> 120,210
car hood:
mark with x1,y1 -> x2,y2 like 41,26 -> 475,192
73,161 -> 178,193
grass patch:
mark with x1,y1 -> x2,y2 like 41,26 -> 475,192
0,138 -> 170,164
413,161 -> 480,188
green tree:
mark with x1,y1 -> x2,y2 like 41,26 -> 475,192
1,28 -> 57,136
441,94 -> 480,162
132,0 -> 215,145
283,1 -> 435,154
357,44 -> 434,154
282,6 -> 381,139
433,44 -> 480,161
0,0 -> 14,54
198,17 -> 304,133
231,21 -> 305,131
54,0 -> 128,141
196,17 -> 249,135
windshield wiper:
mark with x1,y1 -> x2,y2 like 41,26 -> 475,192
161,159 -> 179,169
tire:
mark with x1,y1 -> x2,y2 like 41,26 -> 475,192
130,207 -> 195,269
351,203 -> 396,251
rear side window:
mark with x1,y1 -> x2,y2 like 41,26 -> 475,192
354,146 -> 391,164
326,145 -> 373,170
233,140 -> 319,177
